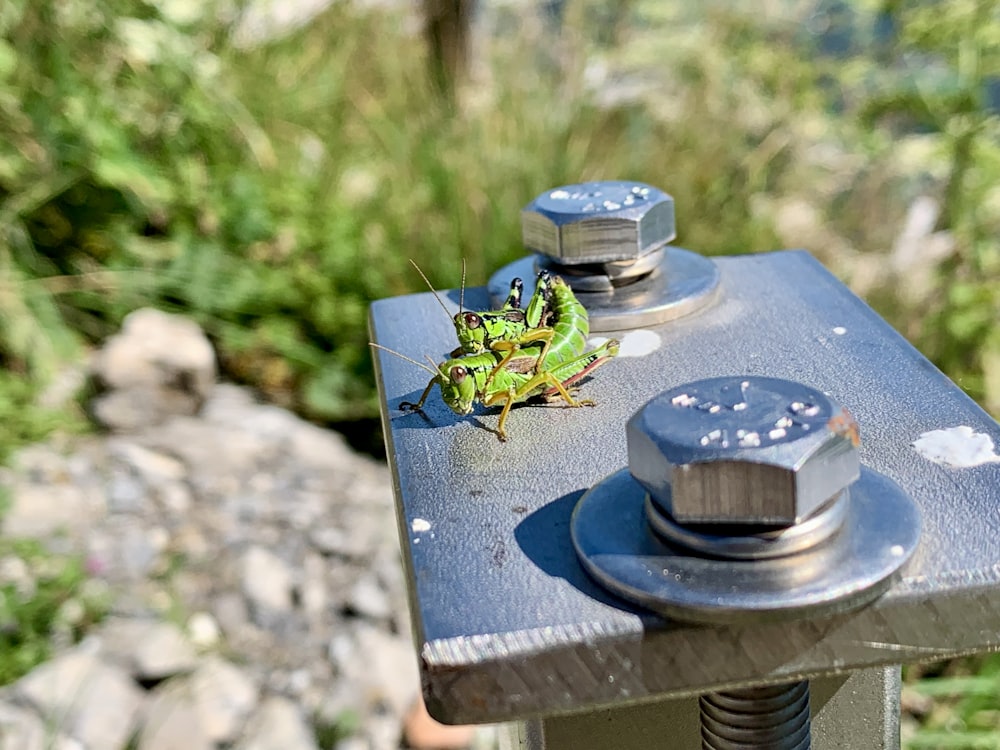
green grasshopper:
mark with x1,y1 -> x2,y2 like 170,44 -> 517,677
410,261 -> 570,388
372,270 -> 616,441
370,338 -> 619,442
409,260 -> 545,362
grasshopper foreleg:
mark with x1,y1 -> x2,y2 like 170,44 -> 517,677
400,376 -> 437,412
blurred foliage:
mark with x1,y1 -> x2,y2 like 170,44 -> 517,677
0,0 -> 794,439
872,0 -> 1000,412
0,370 -> 85,464
905,654 -> 1000,748
0,0 -> 997,438
0,539 -> 109,685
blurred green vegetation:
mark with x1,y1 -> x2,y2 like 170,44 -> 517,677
0,538 -> 109,684
906,654 -> 1000,748
0,0 -> 999,741
1,0 -> 996,443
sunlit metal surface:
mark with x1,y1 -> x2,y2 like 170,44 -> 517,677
370,250 -> 1000,725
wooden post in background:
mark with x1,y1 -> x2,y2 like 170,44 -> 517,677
422,0 -> 472,102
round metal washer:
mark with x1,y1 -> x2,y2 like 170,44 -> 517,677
645,489 -> 851,560
487,247 -> 720,332
570,467 -> 920,624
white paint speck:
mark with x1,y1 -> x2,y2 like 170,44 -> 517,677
832,326 -> 847,335
591,329 -> 662,358
620,329 -> 662,357
411,518 -> 432,533
912,426 -> 1000,468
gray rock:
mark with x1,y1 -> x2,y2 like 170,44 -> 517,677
213,590 -> 252,636
91,308 -> 217,430
317,681 -> 364,732
190,657 -> 259,743
3,365 -> 422,750
285,491 -> 327,530
87,523 -> 168,581
93,308 -> 216,397
97,619 -> 198,680
4,444 -> 70,483
369,715 -> 404,750
235,695 -> 318,750
299,553 -> 328,620
202,385 -> 301,433
334,624 -> 419,719
2,483 -> 105,539
348,575 -> 393,621
309,526 -> 369,559
108,440 -> 187,484
15,649 -> 144,750
186,611 -> 221,649
91,389 -> 188,432
157,480 -> 194,515
0,700 -> 60,750
139,678 -> 214,750
135,417 -> 279,498
106,470 -> 149,513
241,546 -> 294,614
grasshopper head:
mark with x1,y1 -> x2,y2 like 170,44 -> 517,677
453,312 -> 487,355
437,361 -> 477,415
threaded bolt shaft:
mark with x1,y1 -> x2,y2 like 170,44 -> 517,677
700,681 -> 811,750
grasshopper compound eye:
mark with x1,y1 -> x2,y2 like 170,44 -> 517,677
450,365 -> 468,383
463,313 -> 481,329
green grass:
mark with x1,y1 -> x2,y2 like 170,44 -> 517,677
906,656 -> 1000,748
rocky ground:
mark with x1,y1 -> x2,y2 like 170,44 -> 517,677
0,309 -> 496,750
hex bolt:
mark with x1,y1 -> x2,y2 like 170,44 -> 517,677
627,376 -> 860,530
573,375 -> 919,750
491,181 -> 720,329
573,376 -> 919,621
628,377 -> 863,749
625,377 -> 853,749
521,181 -> 676,268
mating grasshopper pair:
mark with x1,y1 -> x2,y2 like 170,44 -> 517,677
372,263 -> 619,441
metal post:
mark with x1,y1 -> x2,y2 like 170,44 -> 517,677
369,181 -> 1000,749
506,667 -> 900,750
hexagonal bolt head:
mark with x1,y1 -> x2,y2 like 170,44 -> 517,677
521,181 -> 676,264
627,376 -> 861,526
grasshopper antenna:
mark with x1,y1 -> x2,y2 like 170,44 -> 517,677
409,259 -> 452,321
369,342 -> 439,377
459,258 -> 466,315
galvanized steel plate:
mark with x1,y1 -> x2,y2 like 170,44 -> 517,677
369,250 -> 1000,725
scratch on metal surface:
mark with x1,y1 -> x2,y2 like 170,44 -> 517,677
848,640 -> 957,656
422,620 -> 644,668
912,425 -> 1000,468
